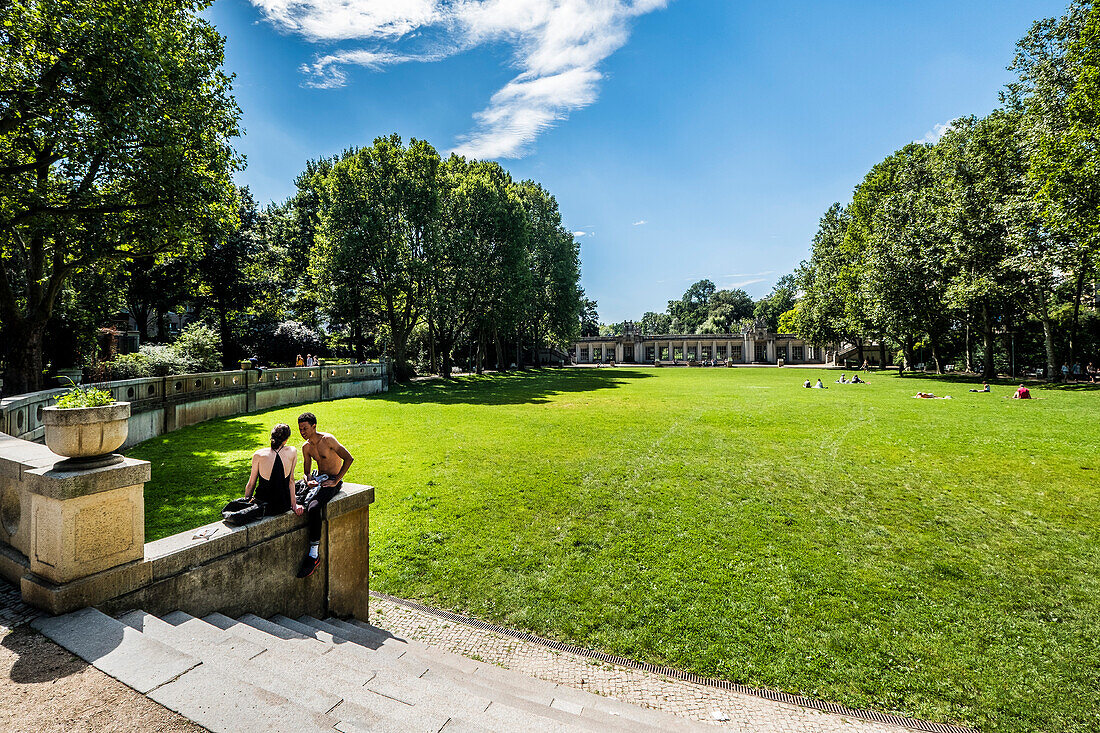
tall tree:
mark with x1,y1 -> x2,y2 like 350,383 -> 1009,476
937,113 -> 1030,379
852,145 -> 953,372
317,136 -> 441,379
1011,0 -> 1100,370
0,0 -> 240,392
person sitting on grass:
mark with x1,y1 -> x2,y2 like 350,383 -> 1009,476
243,424 -> 302,519
1013,384 -> 1032,400
969,383 -> 990,393
803,379 -> 812,388
295,412 -> 354,578
813,379 -> 827,389
851,374 -> 865,384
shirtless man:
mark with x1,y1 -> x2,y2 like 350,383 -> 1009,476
295,412 -> 354,578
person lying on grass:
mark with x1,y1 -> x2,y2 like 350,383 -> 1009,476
969,383 -> 990,393
295,412 -> 354,578
913,392 -> 951,399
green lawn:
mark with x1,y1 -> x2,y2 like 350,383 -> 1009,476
130,367 -> 1100,732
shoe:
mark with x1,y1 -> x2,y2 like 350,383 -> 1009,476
296,553 -> 319,578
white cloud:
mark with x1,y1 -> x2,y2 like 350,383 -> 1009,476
632,219 -> 647,226
573,230 -> 588,237
250,0 -> 669,157
730,278 -> 767,288
916,121 -> 952,145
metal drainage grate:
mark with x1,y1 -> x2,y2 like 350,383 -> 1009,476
368,590 -> 978,733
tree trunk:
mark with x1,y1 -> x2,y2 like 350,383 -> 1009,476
981,303 -> 995,380
929,338 -> 943,374
964,320 -> 972,373
855,336 -> 864,366
901,336 -> 915,375
3,320 -> 48,394
1068,257 -> 1090,372
475,336 -> 484,375
218,309 -> 233,367
494,328 -> 505,371
438,337 -> 454,378
428,316 -> 437,377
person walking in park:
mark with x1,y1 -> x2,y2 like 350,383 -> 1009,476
296,354 -> 305,367
296,412 -> 354,578
1062,363 -> 1070,382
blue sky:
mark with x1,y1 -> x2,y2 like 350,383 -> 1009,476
210,0 -> 1068,323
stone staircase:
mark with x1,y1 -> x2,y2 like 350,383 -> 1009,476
32,607 -> 714,732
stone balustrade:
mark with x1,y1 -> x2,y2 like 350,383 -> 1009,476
0,361 -> 390,447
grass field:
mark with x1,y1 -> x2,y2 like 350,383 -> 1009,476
130,367 -> 1100,732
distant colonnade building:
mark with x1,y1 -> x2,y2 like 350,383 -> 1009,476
569,321 -> 830,366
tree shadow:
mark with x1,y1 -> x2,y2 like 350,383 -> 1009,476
131,368 -> 653,539
131,418 -> 276,541
897,372 -> 1100,391
379,367 -> 653,406
3,626 -> 89,684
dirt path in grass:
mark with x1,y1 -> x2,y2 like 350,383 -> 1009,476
0,626 -> 207,733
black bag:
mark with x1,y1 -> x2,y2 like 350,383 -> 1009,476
221,497 -> 266,526
295,478 -> 322,507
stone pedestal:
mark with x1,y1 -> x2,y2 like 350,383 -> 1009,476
17,453 -> 150,612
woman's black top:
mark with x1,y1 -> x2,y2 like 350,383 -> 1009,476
254,449 -> 291,514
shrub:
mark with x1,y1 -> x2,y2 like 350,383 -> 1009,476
103,352 -> 152,380
173,323 -> 222,372
266,321 -> 326,366
139,344 -> 192,376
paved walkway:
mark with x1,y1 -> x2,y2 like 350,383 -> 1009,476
0,577 -> 40,632
365,592 -> 964,733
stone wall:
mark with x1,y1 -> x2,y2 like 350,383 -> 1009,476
0,361 -> 390,448
0,430 -> 373,617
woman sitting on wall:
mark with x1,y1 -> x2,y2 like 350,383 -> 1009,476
248,423 -> 303,515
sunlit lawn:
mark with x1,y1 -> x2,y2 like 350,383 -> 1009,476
131,367 -> 1100,733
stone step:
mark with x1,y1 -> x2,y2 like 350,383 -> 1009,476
271,614 -> 417,673
147,662 -> 337,733
137,610 -> 458,733
119,610 -> 268,662
118,610 -> 349,715
32,607 -> 199,694
312,617 -> 637,733
326,616 -> 480,674
305,611 -> 642,726
338,617 -> 708,732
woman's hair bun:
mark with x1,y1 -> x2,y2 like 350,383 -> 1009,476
271,423 -> 292,450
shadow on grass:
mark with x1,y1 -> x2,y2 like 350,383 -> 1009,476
132,418 -> 269,541
382,367 -> 653,406
897,371 -> 1100,391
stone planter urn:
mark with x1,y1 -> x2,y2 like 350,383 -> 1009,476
42,402 -> 130,467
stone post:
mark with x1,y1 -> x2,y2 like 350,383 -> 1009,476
8,436 -> 153,614
245,369 -> 258,413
